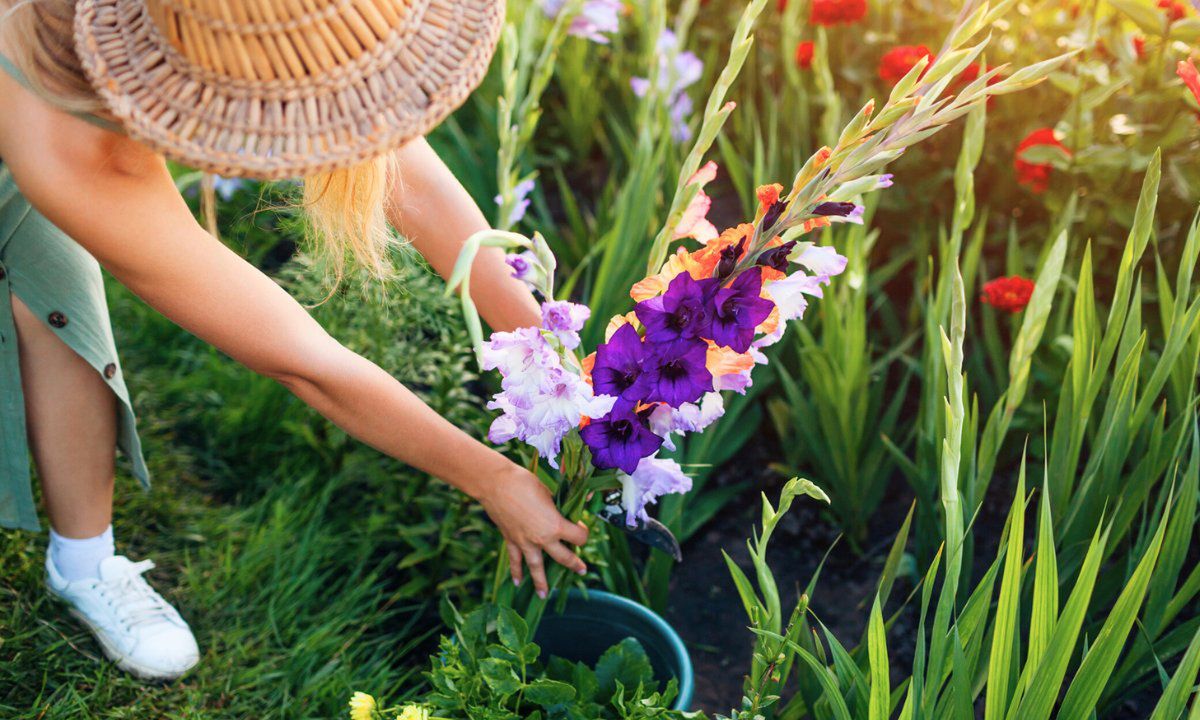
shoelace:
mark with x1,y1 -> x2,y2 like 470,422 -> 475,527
94,560 -> 178,632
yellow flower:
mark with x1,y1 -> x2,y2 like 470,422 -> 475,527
348,692 -> 376,720
396,706 -> 430,720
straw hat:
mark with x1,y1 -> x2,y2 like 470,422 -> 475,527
73,0 -> 504,179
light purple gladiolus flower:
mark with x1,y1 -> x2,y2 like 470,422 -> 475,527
495,178 -> 536,227
631,30 -> 703,143
619,455 -> 693,526
481,327 -> 558,379
482,328 -> 615,468
797,245 -> 848,277
649,392 -> 725,451
542,0 -> 622,44
505,250 -> 541,293
506,251 -> 532,280
877,173 -> 894,188
541,300 -> 590,350
763,272 -> 830,322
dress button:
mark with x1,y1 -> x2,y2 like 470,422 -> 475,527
103,363 -> 117,379
48,311 -> 68,328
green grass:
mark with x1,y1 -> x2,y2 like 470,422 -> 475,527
0,253 -> 494,719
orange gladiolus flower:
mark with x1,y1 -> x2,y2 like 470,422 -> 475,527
756,183 -> 784,212
706,342 -> 755,378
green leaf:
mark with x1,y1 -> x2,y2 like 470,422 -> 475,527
480,657 -> 523,697
595,638 -> 656,701
1057,501 -> 1172,720
1007,524 -> 1109,720
868,595 -> 891,720
1149,625 -> 1200,720
496,607 -> 528,652
985,461 -> 1026,720
1025,483 -> 1059,697
525,678 -> 578,707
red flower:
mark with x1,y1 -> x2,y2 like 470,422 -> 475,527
1159,0 -> 1188,22
795,40 -> 815,69
1014,128 -> 1070,193
1178,58 -> 1200,105
878,45 -> 934,84
810,0 -> 867,26
981,277 -> 1035,313
1133,35 -> 1147,59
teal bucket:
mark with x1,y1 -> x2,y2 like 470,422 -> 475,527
533,589 -> 694,711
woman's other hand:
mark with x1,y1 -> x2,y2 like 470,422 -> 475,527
478,465 -> 588,598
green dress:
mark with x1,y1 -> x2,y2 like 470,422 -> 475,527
0,54 -> 149,531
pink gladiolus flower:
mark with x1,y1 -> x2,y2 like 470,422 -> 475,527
675,162 -> 719,243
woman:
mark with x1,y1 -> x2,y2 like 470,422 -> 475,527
0,0 -> 587,681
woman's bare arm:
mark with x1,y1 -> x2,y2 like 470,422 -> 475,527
387,138 -> 542,333
0,81 -> 583,595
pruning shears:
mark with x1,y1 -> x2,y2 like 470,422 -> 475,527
592,491 -> 682,562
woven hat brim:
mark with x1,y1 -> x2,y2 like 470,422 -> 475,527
74,0 -> 504,180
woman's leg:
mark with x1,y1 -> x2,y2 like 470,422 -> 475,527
11,294 -> 116,538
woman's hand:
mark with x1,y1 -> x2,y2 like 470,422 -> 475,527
478,464 -> 589,598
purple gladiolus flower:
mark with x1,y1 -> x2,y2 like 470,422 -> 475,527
757,241 -> 797,273
877,173 -> 894,188
828,204 -> 865,225
620,455 -> 693,526
581,407 -> 664,474
708,268 -> 775,353
813,201 -> 858,217
541,300 -> 590,350
761,199 -> 787,231
635,272 -> 715,343
716,238 -> 746,279
644,338 -> 712,406
592,323 -> 652,405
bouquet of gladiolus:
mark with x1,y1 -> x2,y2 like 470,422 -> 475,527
447,0 -> 1070,579
475,182 -> 854,532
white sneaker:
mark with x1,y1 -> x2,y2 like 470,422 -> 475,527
46,555 -> 200,681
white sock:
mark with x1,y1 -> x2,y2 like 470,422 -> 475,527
49,525 -> 115,582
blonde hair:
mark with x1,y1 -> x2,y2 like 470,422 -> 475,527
1,0 -> 399,280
